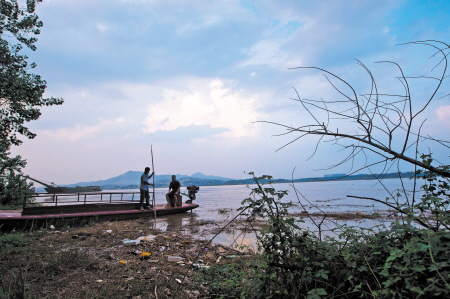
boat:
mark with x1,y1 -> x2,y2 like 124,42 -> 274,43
28,177 -> 101,193
0,190 -> 199,231
44,185 -> 101,193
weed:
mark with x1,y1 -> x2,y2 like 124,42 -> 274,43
0,233 -> 30,258
218,208 -> 230,215
200,172 -> 450,298
0,268 -> 35,299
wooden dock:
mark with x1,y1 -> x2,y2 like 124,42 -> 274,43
0,202 -> 199,230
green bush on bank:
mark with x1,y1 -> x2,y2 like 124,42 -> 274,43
200,168 -> 450,298
0,233 -> 32,298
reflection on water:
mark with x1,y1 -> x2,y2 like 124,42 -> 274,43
36,179 -> 419,248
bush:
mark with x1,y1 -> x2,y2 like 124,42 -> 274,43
201,172 -> 450,298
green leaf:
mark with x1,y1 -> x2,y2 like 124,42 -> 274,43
307,288 -> 327,299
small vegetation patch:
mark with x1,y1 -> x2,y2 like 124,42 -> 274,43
0,233 -> 30,257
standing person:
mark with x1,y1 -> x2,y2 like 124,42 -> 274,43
140,167 -> 155,211
165,175 -> 180,208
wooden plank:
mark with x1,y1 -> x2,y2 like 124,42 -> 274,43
0,203 -> 199,230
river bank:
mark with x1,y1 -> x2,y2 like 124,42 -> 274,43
0,216 -> 255,298
0,202 -> 403,298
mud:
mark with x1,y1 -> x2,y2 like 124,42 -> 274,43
1,217 -> 251,298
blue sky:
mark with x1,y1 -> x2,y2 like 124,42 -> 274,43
11,0 -> 450,184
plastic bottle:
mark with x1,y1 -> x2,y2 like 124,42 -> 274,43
168,256 -> 183,262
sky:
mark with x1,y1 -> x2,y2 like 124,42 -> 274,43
10,0 -> 450,185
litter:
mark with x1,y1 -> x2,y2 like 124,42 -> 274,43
193,263 -> 210,269
119,260 -> 126,264
168,256 -> 183,262
140,252 -> 151,259
175,279 -> 182,284
138,235 -> 156,242
216,256 -> 222,264
159,246 -> 166,251
106,229 -> 112,234
123,239 -> 140,246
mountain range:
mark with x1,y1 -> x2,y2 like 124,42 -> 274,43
61,171 -> 235,190
32,171 -> 414,192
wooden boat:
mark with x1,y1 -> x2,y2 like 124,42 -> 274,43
28,177 -> 101,193
0,191 -> 199,230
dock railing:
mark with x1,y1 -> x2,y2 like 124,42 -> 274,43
23,191 -> 141,208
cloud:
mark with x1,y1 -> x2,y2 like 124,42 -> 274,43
40,117 -> 125,142
437,105 -> 450,122
96,23 -> 107,32
143,79 -> 259,138
238,39 -> 304,69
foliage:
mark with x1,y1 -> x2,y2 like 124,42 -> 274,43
195,258 -> 267,298
201,173 -> 450,298
415,153 -> 450,231
0,268 -> 32,299
0,0 -> 63,206
0,232 -> 30,257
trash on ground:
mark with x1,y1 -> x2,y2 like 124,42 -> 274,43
123,239 -> 140,246
175,278 -> 182,284
140,252 -> 151,259
226,255 -> 252,258
138,235 -> 156,242
159,246 -> 166,251
106,229 -> 112,233
193,263 -> 210,269
168,256 -> 183,262
119,260 -> 127,264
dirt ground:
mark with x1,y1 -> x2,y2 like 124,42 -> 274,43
1,217 -> 250,299
1,208 -> 394,298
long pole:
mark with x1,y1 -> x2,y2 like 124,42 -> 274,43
151,145 -> 156,226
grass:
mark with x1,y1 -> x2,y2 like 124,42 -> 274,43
0,217 -> 244,298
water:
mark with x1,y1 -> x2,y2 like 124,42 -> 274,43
35,178 -> 422,249
147,178 -> 420,249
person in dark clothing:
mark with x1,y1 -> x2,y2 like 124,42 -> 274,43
165,175 -> 180,208
139,167 -> 154,211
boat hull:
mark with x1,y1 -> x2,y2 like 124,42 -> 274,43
0,203 -> 199,231
44,186 -> 102,193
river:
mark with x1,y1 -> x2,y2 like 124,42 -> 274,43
36,178 -> 422,250
137,178 -> 421,250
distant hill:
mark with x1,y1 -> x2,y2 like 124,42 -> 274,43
190,172 -> 234,181
61,171 -> 235,190
32,171 -> 415,192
